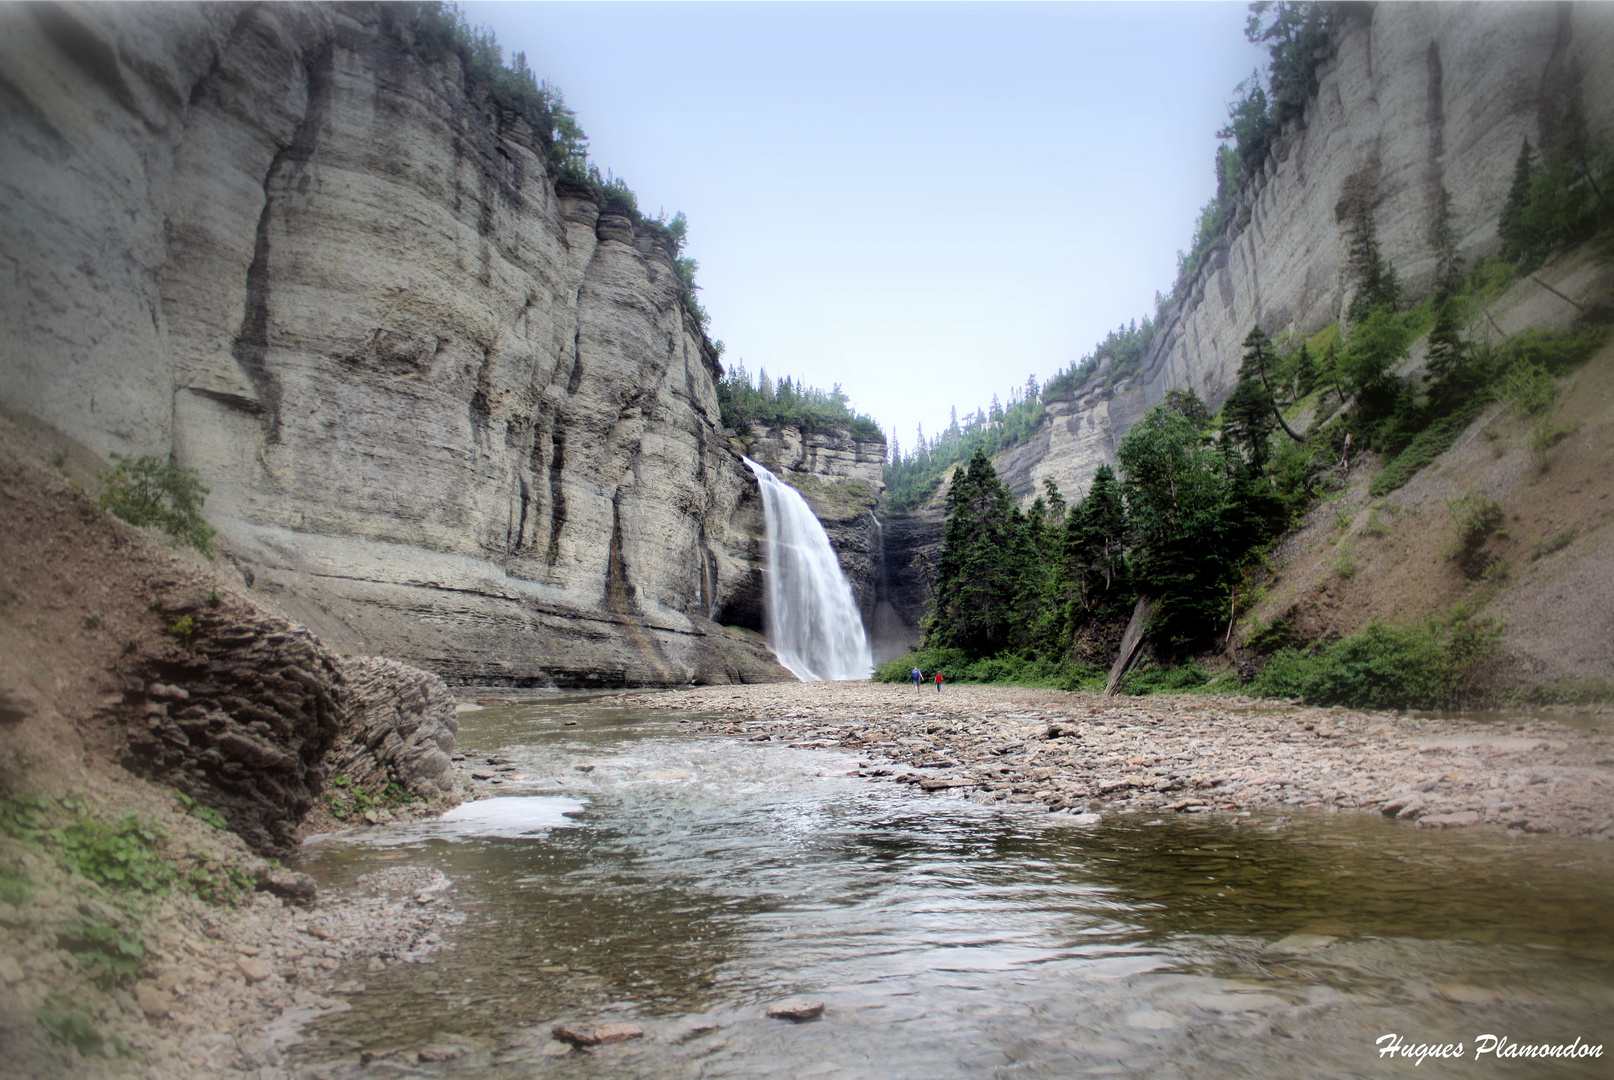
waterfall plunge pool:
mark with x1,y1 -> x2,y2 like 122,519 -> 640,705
290,697 -> 1614,1078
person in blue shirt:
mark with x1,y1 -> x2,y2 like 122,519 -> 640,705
910,666 -> 922,692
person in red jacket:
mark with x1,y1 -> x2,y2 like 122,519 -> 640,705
934,670 -> 943,692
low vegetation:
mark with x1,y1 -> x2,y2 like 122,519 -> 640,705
1250,614 -> 1503,710
97,453 -> 215,555
0,794 -> 256,910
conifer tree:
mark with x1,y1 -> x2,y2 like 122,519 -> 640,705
1498,138 -> 1536,263
926,450 -> 1024,657
1064,465 -> 1128,606
1346,196 -> 1401,324
1293,342 -> 1316,398
1426,186 -> 1468,383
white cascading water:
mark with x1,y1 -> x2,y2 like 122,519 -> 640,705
743,457 -> 873,681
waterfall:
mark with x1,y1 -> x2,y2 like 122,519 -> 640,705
743,458 -> 873,681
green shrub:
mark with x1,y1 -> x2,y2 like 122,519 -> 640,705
1245,617 -> 1294,654
184,861 -> 255,907
1504,325 -> 1607,375
1528,676 -> 1614,706
1447,494 -> 1506,577
1250,616 -> 1502,710
0,794 -> 49,843
1250,648 -> 1323,700
0,858 -> 30,906
873,648 -> 970,684
174,790 -> 228,830
167,614 -> 195,638
1117,662 -> 1211,695
1497,363 -> 1558,417
98,454 -> 215,555
1528,417 -> 1581,466
873,647 -> 1099,690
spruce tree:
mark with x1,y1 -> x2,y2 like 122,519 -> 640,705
1426,186 -> 1467,382
1293,342 -> 1316,397
1498,138 -> 1536,263
1345,196 -> 1400,324
926,449 -> 1023,657
1064,465 -> 1128,607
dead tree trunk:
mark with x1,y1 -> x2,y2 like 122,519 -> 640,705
1104,595 -> 1159,696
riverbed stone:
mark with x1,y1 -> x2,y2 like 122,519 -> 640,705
552,1023 -> 601,1047
624,683 -> 1614,840
1269,934 -> 1337,954
767,999 -> 826,1021
1418,811 -> 1482,830
236,956 -> 274,983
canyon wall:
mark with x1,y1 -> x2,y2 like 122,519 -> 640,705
0,2 -> 791,686
996,0 -> 1614,503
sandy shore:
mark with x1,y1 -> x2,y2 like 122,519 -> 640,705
624,682 -> 1614,840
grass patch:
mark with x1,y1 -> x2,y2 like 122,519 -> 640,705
1306,321 -> 1340,355
1531,526 -> 1578,561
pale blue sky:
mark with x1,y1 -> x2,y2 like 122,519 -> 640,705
461,1 -> 1267,453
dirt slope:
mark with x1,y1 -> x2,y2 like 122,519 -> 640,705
1243,249 -> 1614,693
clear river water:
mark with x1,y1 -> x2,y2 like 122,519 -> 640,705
290,696 -> 1614,1078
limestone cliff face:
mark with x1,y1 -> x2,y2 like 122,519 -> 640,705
996,1 -> 1614,504
0,2 -> 788,685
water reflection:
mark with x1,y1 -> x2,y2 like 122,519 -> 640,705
290,698 -> 1614,1079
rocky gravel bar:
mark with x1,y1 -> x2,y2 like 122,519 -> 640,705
625,683 -> 1614,839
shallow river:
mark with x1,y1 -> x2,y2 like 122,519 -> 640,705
291,697 -> 1614,1078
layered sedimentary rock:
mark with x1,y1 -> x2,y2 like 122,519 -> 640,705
333,655 -> 462,802
114,587 -> 347,856
0,3 -> 788,685
996,1 -> 1614,503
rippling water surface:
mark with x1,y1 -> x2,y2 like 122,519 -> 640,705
291,697 -> 1614,1078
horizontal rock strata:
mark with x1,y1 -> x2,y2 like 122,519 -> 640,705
0,1 -> 789,687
